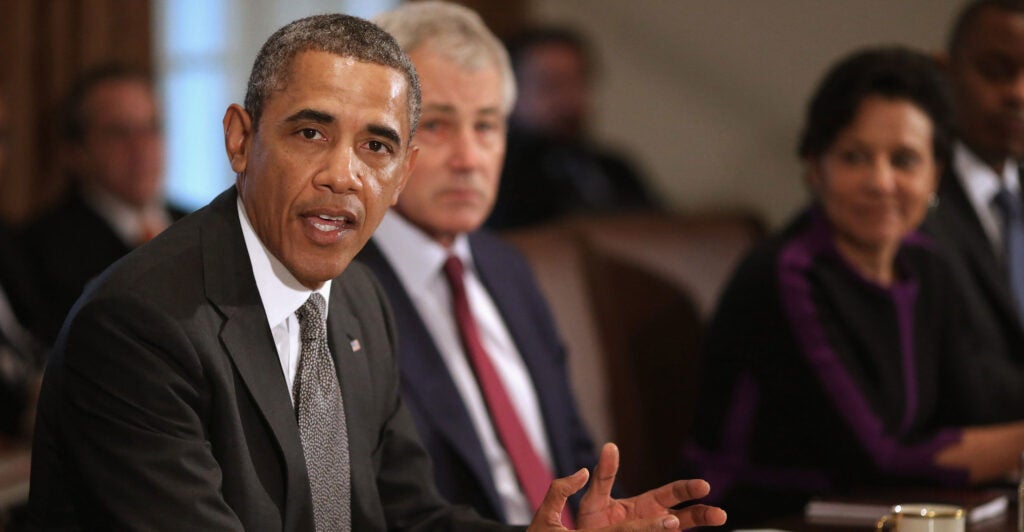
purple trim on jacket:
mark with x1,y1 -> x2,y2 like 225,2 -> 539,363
777,213 -> 966,486
684,373 -> 831,504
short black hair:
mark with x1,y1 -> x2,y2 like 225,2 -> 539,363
63,63 -> 152,144
798,47 -> 955,169
506,26 -> 593,79
947,0 -> 1024,55
244,14 -> 421,137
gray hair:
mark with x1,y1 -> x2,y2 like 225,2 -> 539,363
244,13 -> 421,137
373,1 -> 516,114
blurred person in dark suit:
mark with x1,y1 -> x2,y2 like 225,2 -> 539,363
924,0 -> 1024,378
688,47 -> 1024,526
360,3 -> 598,526
27,12 -> 727,531
20,64 -> 187,343
0,86 -> 45,441
486,26 -> 657,230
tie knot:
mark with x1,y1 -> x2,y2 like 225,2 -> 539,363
993,187 -> 1022,220
443,255 -> 465,286
296,293 -> 326,339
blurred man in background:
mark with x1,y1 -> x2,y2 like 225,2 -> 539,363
21,64 -> 187,342
926,0 -> 1024,402
487,26 -> 657,230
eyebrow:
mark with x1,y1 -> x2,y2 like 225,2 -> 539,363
422,103 -> 503,117
284,108 -> 334,124
368,124 -> 402,149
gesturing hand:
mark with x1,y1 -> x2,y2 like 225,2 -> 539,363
526,443 -> 727,531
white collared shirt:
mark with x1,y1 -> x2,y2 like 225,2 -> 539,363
237,197 -> 331,399
81,184 -> 172,245
372,211 -> 553,525
955,142 -> 1023,256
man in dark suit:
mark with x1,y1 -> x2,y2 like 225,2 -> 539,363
360,4 -> 597,525
28,12 -> 726,531
925,0 -> 1024,381
20,64 -> 187,343
486,26 -> 657,230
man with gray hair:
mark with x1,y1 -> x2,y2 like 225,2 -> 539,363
359,2 -> 595,526
27,11 -> 725,532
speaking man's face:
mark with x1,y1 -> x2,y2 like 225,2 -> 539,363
225,50 -> 416,288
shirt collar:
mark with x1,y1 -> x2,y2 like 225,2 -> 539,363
372,210 -> 473,292
81,183 -> 169,244
955,142 -> 1021,204
236,196 -> 331,329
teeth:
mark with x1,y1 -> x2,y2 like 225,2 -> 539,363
318,214 -> 348,222
312,222 -> 336,232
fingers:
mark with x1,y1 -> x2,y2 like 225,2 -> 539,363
581,442 -> 618,507
535,467 -> 590,527
603,514 -> 681,531
674,504 -> 728,529
648,478 -> 712,509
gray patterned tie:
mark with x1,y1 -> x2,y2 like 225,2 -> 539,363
294,293 -> 351,531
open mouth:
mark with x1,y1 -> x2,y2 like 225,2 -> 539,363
301,209 -> 359,244
310,213 -> 350,232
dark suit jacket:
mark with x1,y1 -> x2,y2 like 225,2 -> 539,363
925,171 -> 1024,352
923,169 -> 1024,422
357,231 -> 597,522
19,187 -> 188,343
0,223 -> 45,342
0,224 -> 45,435
28,188 -> 518,531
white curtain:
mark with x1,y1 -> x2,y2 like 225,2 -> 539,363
153,0 -> 399,210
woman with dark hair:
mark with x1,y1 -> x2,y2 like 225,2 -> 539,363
686,47 -> 1024,524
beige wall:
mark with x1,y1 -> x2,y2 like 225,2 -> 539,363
529,0 -> 964,227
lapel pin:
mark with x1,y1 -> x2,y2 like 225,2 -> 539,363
350,338 -> 362,352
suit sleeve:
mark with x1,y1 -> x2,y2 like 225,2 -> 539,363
34,292 -> 244,530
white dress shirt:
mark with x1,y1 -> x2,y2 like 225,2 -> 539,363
372,211 -> 554,525
954,142 -> 1022,257
237,198 -> 331,399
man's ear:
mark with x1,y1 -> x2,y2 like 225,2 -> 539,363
391,145 -> 418,206
223,104 -> 253,181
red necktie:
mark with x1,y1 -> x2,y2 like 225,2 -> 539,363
442,256 -> 574,528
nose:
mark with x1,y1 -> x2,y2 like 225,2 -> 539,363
866,157 -> 897,193
314,146 -> 363,193
448,126 -> 483,172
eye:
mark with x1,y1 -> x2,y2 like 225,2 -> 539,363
475,120 -> 498,132
366,140 -> 393,154
976,57 -> 1015,83
891,149 -> 921,170
299,128 -> 324,141
837,149 -> 869,165
419,118 -> 451,137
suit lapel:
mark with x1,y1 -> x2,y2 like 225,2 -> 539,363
358,241 -> 504,516
200,189 -> 312,530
